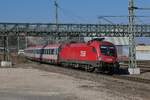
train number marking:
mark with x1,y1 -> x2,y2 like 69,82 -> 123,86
80,51 -> 86,57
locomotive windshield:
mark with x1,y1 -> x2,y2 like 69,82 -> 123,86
100,45 -> 116,56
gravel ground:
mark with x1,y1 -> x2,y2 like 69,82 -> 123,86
0,63 -> 149,100
120,65 -> 150,80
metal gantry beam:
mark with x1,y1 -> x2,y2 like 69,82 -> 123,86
0,23 -> 150,37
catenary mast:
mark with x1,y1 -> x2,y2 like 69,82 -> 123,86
128,0 -> 140,74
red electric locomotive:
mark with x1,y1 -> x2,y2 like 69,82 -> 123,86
59,38 -> 119,73
24,38 -> 119,73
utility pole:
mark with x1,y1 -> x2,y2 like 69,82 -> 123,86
128,0 -> 140,74
3,35 -> 9,61
1,35 -> 12,67
3,36 -> 6,61
25,36 -> 28,48
17,35 -> 20,52
54,0 -> 59,43
54,0 -> 58,24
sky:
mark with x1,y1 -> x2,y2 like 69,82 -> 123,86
0,0 -> 150,24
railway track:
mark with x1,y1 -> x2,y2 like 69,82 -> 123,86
1,53 -> 150,85
112,75 -> 150,84
120,63 -> 150,67
29,62 -> 150,85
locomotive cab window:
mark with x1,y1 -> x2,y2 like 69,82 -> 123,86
100,45 -> 115,56
92,47 -> 97,53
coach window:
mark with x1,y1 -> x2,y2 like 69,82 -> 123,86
42,49 -> 44,54
54,49 -> 56,54
52,49 -> 54,54
54,49 -> 58,54
45,49 -> 47,54
46,49 -> 48,54
49,49 -> 51,54
48,49 -> 51,54
43,49 -> 45,54
47,49 -> 49,54
37,50 -> 39,54
56,49 -> 58,54
39,50 -> 41,54
40,49 -> 42,54
47,49 -> 48,54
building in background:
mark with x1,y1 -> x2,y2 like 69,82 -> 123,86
136,46 -> 150,60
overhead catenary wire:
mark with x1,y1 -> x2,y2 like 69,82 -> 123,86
58,6 -> 82,23
135,7 -> 150,10
50,0 -> 94,24
98,15 -> 150,18
135,17 -> 144,24
98,17 -> 114,24
58,6 -> 91,23
98,15 -> 150,24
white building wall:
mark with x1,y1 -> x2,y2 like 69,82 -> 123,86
136,52 -> 150,60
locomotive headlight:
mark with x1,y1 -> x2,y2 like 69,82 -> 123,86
98,57 -> 102,61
